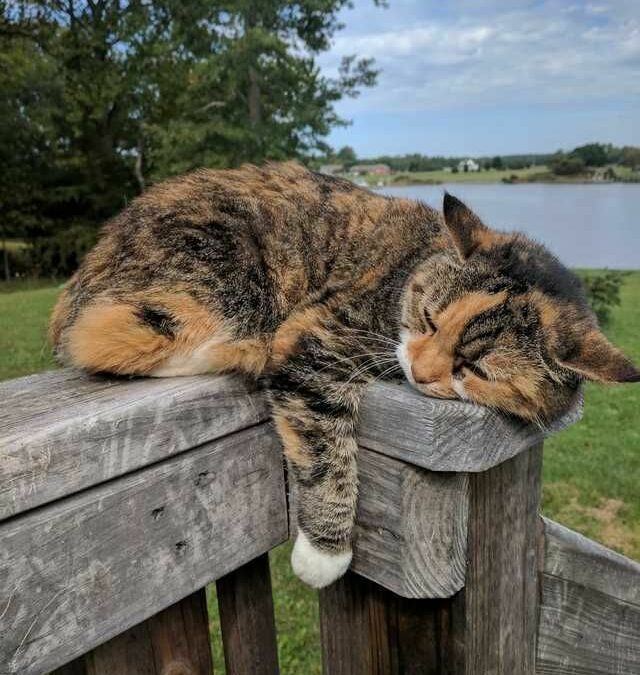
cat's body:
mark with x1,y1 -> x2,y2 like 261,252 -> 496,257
50,162 -> 639,588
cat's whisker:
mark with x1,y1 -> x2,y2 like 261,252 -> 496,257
335,327 -> 400,347
334,356 -> 400,395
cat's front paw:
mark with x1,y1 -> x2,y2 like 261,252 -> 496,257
291,530 -> 352,588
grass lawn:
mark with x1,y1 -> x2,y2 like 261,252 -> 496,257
1,273 -> 638,673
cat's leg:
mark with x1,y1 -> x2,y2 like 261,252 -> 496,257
268,334 -> 364,588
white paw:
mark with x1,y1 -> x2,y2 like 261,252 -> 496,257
291,530 -> 352,588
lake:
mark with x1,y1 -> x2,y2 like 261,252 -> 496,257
377,183 -> 640,269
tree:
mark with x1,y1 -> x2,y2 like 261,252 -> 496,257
549,153 -> 586,176
336,145 -> 357,164
2,1 -> 384,277
621,146 -> 640,170
570,143 -> 608,167
490,156 -> 504,170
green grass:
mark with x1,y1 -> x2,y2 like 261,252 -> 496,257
1,273 -> 638,672
0,284 -> 60,380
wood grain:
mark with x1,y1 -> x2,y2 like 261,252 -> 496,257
288,445 -> 468,599
541,516 -> 640,605
461,443 -> 543,675
358,382 -> 581,472
352,448 -> 468,598
0,371 -> 269,520
319,571 -> 464,675
1,372 -> 582,522
0,426 -> 287,675
216,554 -> 279,675
52,590 -> 213,675
536,517 -> 640,675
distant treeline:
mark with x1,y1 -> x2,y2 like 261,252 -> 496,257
321,143 -> 640,174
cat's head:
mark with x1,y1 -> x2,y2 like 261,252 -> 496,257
397,193 -> 639,423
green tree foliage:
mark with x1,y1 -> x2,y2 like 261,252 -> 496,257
570,143 -> 608,167
336,145 -> 357,164
1,0 -> 382,277
621,146 -> 640,170
549,152 -> 587,176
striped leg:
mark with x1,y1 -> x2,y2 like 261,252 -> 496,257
268,334 -> 365,588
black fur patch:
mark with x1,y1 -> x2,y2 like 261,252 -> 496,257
136,306 -> 179,338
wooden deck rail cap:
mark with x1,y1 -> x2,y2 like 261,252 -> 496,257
1,370 -> 582,522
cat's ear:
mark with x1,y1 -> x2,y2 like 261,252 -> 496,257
558,329 -> 640,383
442,193 -> 489,260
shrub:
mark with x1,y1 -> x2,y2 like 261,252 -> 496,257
578,270 -> 627,326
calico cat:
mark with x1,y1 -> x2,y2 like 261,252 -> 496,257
49,162 -> 639,588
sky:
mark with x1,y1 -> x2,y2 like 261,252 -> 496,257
320,0 -> 640,157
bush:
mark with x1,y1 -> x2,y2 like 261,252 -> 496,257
578,270 -> 627,326
550,155 -> 587,176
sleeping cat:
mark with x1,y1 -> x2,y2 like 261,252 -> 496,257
49,162 -> 639,588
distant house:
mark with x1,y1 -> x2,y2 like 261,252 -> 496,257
457,159 -> 480,172
319,163 -> 343,175
349,163 -> 391,176
443,166 -> 452,173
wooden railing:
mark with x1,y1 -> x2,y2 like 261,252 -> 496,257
1,370 -> 638,675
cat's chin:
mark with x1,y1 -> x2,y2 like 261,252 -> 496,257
291,530 -> 352,588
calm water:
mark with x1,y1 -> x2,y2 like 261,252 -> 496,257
378,183 -> 640,269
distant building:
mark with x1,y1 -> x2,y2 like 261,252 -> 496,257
319,163 -> 343,175
443,166 -> 452,173
349,163 -> 391,176
457,159 -> 480,172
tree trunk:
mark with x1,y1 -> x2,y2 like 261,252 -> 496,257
2,230 -> 10,282
248,64 -> 261,129
245,7 -> 262,154
134,132 -> 145,192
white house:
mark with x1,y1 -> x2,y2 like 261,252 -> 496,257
457,159 -> 480,172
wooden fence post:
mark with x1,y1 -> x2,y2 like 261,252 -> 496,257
51,589 -> 213,675
216,553 -> 280,675
319,443 -> 543,675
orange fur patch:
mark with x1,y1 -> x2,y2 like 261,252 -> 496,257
66,302 -> 172,374
408,291 -> 507,394
65,290 -> 269,376
270,305 -> 335,366
273,414 -> 312,469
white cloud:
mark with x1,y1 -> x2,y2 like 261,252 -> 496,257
320,0 -> 640,114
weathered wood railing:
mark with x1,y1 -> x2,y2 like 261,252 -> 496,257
1,371 -> 638,675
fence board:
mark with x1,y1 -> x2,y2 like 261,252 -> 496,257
51,589 -> 213,675
216,554 -> 279,675
460,443 -> 543,674
537,517 -> 640,674
1,372 -> 581,524
0,372 -> 269,520
0,425 -> 286,675
352,449 -> 468,598
358,382 -> 581,472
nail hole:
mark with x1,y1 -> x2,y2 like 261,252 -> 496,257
175,540 -> 188,556
194,470 -> 210,486
151,507 -> 165,521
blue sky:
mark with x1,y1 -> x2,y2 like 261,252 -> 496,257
320,0 -> 640,157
